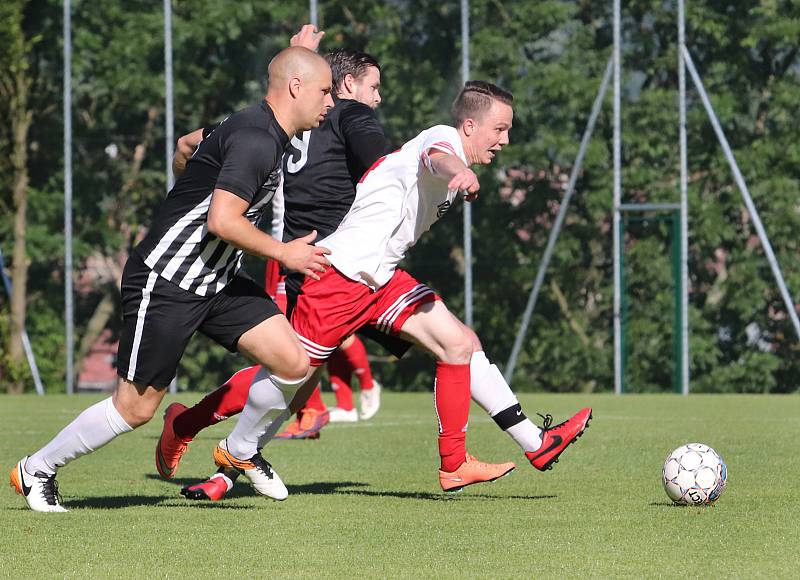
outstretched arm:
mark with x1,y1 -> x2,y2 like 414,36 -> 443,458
427,151 -> 481,201
207,189 -> 330,279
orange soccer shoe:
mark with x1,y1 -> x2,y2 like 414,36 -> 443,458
155,402 -> 192,479
213,439 -> 288,500
526,407 -> 592,471
274,416 -> 304,439
295,408 -> 330,438
438,454 -> 516,493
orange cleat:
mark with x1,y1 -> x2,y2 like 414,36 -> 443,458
274,416 -> 307,439
296,408 -> 330,438
155,402 -> 192,479
438,454 -> 516,493
213,439 -> 288,500
275,408 -> 329,440
526,407 -> 592,471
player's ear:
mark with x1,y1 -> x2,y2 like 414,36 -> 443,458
342,73 -> 356,96
288,76 -> 302,99
462,118 -> 477,137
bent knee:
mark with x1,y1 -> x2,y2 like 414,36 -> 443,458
117,401 -> 157,428
274,347 -> 310,382
440,330 -> 475,364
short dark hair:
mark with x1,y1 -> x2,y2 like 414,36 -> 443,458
451,81 -> 514,126
324,49 -> 381,93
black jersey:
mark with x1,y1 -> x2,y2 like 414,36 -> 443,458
135,100 -> 289,296
281,97 -> 390,241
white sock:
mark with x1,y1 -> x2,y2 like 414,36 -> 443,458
469,351 -> 542,452
25,397 -> 133,476
257,408 -> 291,450
225,368 -> 305,459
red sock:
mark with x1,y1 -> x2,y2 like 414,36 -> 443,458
172,365 -> 259,439
303,384 -> 327,412
340,336 -> 374,390
327,350 -> 355,411
434,362 -> 470,472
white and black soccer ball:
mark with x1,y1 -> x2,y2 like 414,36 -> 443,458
662,443 -> 727,505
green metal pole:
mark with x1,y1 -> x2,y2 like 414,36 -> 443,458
671,211 -> 684,394
620,217 -> 627,394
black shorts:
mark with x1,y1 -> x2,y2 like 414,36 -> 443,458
284,271 -> 415,360
117,252 -> 282,388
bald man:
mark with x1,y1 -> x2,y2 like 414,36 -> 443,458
10,46 -> 335,513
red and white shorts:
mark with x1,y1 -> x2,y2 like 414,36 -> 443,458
291,267 -> 440,365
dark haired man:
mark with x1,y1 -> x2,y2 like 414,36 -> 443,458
199,80 -> 592,498
10,45 -> 334,512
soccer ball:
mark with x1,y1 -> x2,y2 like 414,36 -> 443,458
662,443 -> 727,505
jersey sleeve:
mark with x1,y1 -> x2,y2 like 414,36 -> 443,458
202,122 -> 221,139
215,127 -> 279,204
339,102 -> 392,178
419,126 -> 462,173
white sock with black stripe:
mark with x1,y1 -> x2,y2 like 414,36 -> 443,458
225,367 -> 305,459
25,397 -> 133,476
469,351 -> 542,452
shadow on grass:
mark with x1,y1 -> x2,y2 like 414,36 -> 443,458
288,481 -> 555,502
144,474 -> 555,503
65,495 -> 172,510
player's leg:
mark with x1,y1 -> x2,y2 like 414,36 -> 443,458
12,259 -> 195,511
436,315 -> 591,472
395,300 -> 516,492
185,269 -> 372,501
156,364 -> 261,480
181,363 -> 327,501
327,344 -> 359,422
395,302 -> 495,454
340,335 -> 383,420
163,269 -> 293,471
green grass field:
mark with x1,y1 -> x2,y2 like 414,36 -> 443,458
2,392 -> 798,578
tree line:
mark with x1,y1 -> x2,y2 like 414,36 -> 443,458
1,0 -> 799,394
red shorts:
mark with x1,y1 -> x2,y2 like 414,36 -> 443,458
291,267 -> 439,365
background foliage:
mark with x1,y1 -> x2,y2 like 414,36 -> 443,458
1,0 -> 799,394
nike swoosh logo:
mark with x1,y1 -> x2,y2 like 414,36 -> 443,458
531,435 -> 563,458
156,439 -> 176,477
19,464 -> 33,497
516,409 -> 523,416
443,476 -> 463,482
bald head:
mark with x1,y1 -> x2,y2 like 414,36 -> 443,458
268,46 -> 330,86
265,46 -> 334,135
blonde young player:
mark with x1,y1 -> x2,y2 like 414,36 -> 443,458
200,81 -> 592,498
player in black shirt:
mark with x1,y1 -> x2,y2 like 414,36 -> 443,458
166,48 -> 397,501
12,45 -> 334,512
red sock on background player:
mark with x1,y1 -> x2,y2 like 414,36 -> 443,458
340,336 -> 374,390
327,350 -> 355,411
172,365 -> 259,440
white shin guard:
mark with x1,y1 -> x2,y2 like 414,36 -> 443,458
469,351 -> 542,452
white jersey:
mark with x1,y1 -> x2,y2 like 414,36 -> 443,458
319,125 -> 466,290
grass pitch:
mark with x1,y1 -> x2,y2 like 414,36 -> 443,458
2,392 -> 798,578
